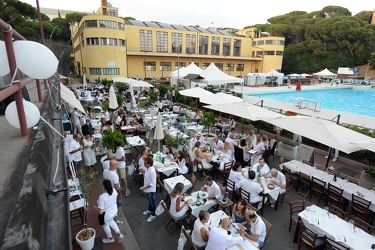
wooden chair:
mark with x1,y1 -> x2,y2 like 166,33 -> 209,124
315,163 -> 326,171
309,176 -> 326,205
351,215 -> 375,234
239,188 -> 250,203
246,203 -> 258,212
226,178 -> 236,200
158,179 -> 170,202
216,161 -> 233,180
161,200 -> 183,234
302,160 -> 313,166
289,200 -> 305,232
259,215 -> 272,249
282,165 -> 297,191
328,203 -> 347,220
328,168 -> 339,176
234,146 -> 249,167
324,236 -> 350,250
298,222 -> 324,250
182,225 -> 197,250
326,183 -> 344,207
350,194 -> 371,222
189,173 -> 197,192
297,172 -> 310,198
345,176 -> 359,185
262,141 -> 277,164
70,196 -> 85,228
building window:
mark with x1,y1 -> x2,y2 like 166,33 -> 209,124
101,38 -> 118,46
257,40 -> 264,45
140,30 -> 152,52
85,20 -> 97,28
99,20 -> 116,29
252,41 -> 256,46
89,68 -> 101,75
107,9 -> 118,17
175,62 -> 186,70
256,51 -> 264,57
103,68 -> 119,75
276,51 -> 283,56
86,37 -> 99,45
118,22 -> 124,30
236,64 -> 244,71
172,33 -> 182,53
211,37 -> 220,55
119,39 -> 125,46
144,62 -> 156,71
202,63 -> 209,69
160,62 -> 171,71
233,39 -> 241,56
265,40 -> 276,45
264,50 -> 275,55
215,63 -> 223,71
156,31 -> 168,53
186,34 -> 196,54
226,63 -> 234,72
194,62 -> 199,67
277,40 -> 285,45
199,35 -> 208,55
223,38 -> 231,56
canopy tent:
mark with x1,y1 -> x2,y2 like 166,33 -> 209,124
199,63 -> 243,85
170,67 -> 186,77
204,102 -> 282,121
179,86 -> 213,99
287,73 -> 300,77
60,83 -> 85,114
170,62 -> 203,86
300,73 -> 312,78
246,69 -> 284,86
265,116 -> 372,154
108,85 -> 118,110
200,92 -> 243,105
313,68 -> 337,77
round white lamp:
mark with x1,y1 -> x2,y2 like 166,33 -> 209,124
5,100 -> 40,129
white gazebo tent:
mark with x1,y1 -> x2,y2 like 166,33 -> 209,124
199,63 -> 243,86
313,68 -> 337,78
246,69 -> 284,86
170,62 -> 203,86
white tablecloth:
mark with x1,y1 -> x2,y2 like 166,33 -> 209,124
154,160 -> 179,177
165,128 -> 189,139
188,191 -> 217,218
281,160 -> 375,212
242,168 -> 281,201
163,175 -> 192,194
126,136 -> 146,147
186,125 -> 204,133
121,125 -> 136,131
299,205 -> 375,250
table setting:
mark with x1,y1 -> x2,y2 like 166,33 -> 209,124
126,136 -> 146,147
163,174 -> 192,193
187,190 -> 217,218
154,153 -> 179,177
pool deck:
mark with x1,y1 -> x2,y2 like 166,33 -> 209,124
234,83 -> 375,129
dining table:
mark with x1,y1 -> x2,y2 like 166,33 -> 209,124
154,153 -> 179,177
298,204 -> 375,250
185,125 -> 204,133
163,175 -> 192,194
281,160 -> 375,212
186,190 -> 217,218
165,128 -> 189,139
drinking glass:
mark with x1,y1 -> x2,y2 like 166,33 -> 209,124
348,219 -> 355,232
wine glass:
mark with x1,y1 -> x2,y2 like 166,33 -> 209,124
348,219 -> 355,232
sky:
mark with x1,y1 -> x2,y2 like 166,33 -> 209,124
22,0 -> 374,28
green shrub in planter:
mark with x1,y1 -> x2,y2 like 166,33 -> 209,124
363,165 -> 375,178
102,129 -> 124,151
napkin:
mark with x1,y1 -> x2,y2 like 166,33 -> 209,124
308,218 -> 319,225
305,206 -> 316,212
355,227 -> 366,235
334,234 -> 346,243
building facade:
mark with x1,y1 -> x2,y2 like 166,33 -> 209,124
70,1 -> 285,82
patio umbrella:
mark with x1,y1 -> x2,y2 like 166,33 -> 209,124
154,114 -> 164,152
200,92 -> 243,105
179,86 -> 214,107
350,139 -> 375,153
296,79 -> 301,91
265,116 -> 372,154
108,85 -> 118,110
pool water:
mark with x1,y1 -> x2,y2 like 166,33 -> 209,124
245,87 -> 375,118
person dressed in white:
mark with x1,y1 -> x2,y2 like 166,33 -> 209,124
201,176 -> 221,202
114,140 -> 130,197
250,134 -> 265,165
198,146 -> 213,171
205,218 -> 245,250
267,168 -> 286,196
225,133 -> 238,149
169,183 -> 191,219
228,162 -> 244,191
256,158 -> 271,176
243,210 -> 267,248
325,147 -> 339,162
176,151 -> 188,175
189,141 -> 201,163
102,152 -> 114,171
192,210 -> 210,248
237,170 -> 265,209
82,132 -> 97,171
246,130 -> 256,145
93,179 -> 123,244
191,133 -> 207,147
69,134 -> 83,172
239,139 -> 251,162
71,108 -> 82,136
141,156 -> 157,222
212,135 -> 224,151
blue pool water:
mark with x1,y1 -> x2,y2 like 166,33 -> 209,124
245,87 -> 375,118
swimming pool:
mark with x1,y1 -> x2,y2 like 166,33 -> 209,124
245,87 -> 375,118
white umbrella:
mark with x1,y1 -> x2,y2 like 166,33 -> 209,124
200,92 -> 243,105
204,102 -> 282,121
179,87 -> 213,99
154,114 -> 164,152
300,73 -> 312,78
60,83 -> 85,113
350,139 -> 375,153
108,85 -> 118,110
287,73 -> 300,77
265,116 -> 372,154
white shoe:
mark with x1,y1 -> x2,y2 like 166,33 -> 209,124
116,219 -> 123,224
125,189 -> 130,197
118,233 -> 124,239
147,215 -> 156,222
325,155 -> 328,159
103,237 -> 115,244
143,210 -> 151,216
333,158 -> 337,162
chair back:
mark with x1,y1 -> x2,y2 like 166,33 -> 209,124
351,216 -> 375,234
327,183 -> 343,203
299,222 -> 318,248
328,203 -> 347,219
158,179 -> 170,201
226,178 -> 235,192
324,236 -> 350,250
345,176 -> 359,185
263,141 -> 277,164
190,173 -> 197,192
234,146 -> 245,166
290,200 -> 305,216
259,215 -> 272,249
302,160 -> 313,166
311,176 -> 326,189
182,225 -> 197,250
162,200 -> 173,219
328,168 -> 339,176
246,203 -> 258,212
239,188 -> 250,203
352,193 -> 371,212
315,163 -> 326,171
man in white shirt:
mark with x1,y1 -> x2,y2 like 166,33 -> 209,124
205,218 -> 245,250
191,133 -> 207,147
114,140 -> 130,197
246,130 -> 257,145
102,152 -> 114,171
257,158 -> 271,176
266,169 -> 287,207
69,134 -> 83,171
237,170 -> 265,209
225,133 -> 238,149
71,108 -> 82,136
212,135 -> 224,150
244,210 -> 267,248
141,156 -> 157,222
250,134 -> 265,165
201,176 -> 221,201
227,128 -> 238,139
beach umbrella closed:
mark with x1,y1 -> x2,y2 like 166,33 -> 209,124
154,114 -> 164,152
109,85 -> 118,110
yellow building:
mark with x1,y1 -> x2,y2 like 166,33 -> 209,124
71,1 -> 285,82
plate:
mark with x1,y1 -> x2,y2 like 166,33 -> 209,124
200,191 -> 208,198
267,183 -> 275,190
186,196 -> 196,204
155,163 -> 163,169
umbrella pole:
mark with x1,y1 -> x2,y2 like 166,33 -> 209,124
158,140 -> 160,153
325,147 -> 332,169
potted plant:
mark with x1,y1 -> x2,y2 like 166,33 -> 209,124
165,134 -> 184,151
278,140 -> 299,160
75,168 -> 98,250
201,111 -> 216,145
360,165 -> 375,189
102,128 -> 124,152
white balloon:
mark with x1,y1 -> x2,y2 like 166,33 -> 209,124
5,100 -> 41,129
13,41 -> 58,79
0,41 -> 10,76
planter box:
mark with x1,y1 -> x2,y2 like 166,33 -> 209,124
359,171 -> 375,189
277,142 -> 298,161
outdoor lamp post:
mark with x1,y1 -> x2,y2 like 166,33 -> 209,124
173,43 -> 181,87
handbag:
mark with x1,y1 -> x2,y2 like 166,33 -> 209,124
98,212 -> 106,225
155,200 -> 165,216
127,160 -> 136,176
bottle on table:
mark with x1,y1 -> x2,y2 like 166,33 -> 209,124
197,192 -> 200,203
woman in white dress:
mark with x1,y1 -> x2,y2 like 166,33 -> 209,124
223,142 -> 233,160
169,183 -> 191,219
228,162 -> 244,191
176,151 -> 188,175
189,141 -> 201,162
199,146 -> 213,170
83,132 -> 97,171
192,210 -> 210,249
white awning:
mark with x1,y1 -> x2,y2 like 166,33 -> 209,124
60,83 -> 85,114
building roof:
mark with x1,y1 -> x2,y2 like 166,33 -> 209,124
124,19 -> 240,37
